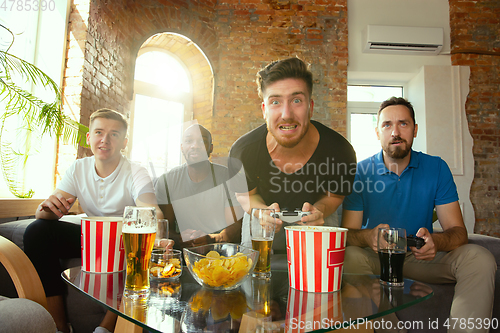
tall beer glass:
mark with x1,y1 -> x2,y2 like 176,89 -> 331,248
377,227 -> 406,287
250,208 -> 275,278
122,206 -> 157,299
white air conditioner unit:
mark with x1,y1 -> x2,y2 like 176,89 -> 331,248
363,25 -> 443,56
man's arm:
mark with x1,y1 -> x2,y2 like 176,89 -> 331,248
211,219 -> 243,244
314,192 -> 344,217
301,192 -> 345,226
36,189 -> 76,220
235,187 -> 270,214
412,201 -> 468,260
158,203 -> 183,248
136,192 -> 164,220
433,201 -> 468,250
215,204 -> 244,242
341,209 -> 388,252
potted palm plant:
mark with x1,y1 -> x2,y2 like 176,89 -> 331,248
0,24 -> 88,198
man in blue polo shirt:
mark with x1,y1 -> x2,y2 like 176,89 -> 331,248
342,97 -> 496,333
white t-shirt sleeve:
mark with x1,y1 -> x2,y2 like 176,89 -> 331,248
130,163 -> 155,201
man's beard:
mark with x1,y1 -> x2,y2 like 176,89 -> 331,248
383,136 -> 412,159
267,121 -> 310,149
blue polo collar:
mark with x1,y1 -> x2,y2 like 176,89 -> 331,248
374,149 -> 420,175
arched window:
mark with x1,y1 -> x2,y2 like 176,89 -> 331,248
129,48 -> 193,179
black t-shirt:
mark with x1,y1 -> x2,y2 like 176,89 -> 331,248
228,120 -> 357,209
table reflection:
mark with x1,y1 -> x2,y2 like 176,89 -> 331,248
63,268 -> 432,333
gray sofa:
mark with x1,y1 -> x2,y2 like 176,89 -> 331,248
397,233 -> 500,332
0,218 -> 107,333
0,296 -> 56,333
1,218 -> 499,333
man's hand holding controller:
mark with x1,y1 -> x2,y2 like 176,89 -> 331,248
407,234 -> 426,249
268,202 -> 322,233
272,209 -> 311,223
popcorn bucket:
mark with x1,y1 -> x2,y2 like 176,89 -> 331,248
285,226 -> 348,293
79,270 -> 125,308
285,287 -> 343,333
81,217 -> 125,273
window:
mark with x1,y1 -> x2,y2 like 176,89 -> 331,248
0,3 -> 70,198
348,85 -> 404,162
130,50 -> 193,179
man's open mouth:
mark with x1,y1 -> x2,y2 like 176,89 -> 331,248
391,137 -> 405,145
279,124 -> 297,131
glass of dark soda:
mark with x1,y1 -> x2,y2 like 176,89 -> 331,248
377,227 -> 406,286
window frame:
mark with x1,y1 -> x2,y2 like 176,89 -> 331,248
347,84 -> 406,161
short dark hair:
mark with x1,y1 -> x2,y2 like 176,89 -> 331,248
378,97 -> 416,125
90,108 -> 128,133
256,57 -> 313,99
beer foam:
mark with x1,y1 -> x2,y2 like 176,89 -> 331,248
122,225 -> 156,234
284,225 -> 348,233
85,216 -> 122,223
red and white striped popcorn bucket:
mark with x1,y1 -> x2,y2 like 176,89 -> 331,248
285,226 -> 348,293
285,287 -> 343,333
79,270 -> 125,308
81,217 -> 125,273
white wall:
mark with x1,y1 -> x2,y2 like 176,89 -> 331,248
348,0 -> 476,232
419,66 -> 474,232
348,0 -> 451,83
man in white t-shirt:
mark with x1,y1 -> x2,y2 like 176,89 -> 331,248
24,109 -> 166,333
156,124 -> 243,248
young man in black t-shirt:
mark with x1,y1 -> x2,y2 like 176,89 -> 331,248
228,58 -> 356,251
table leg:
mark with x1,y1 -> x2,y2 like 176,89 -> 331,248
115,315 -> 143,333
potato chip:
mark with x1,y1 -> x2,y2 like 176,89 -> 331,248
150,255 -> 182,278
190,289 -> 213,313
206,250 -> 221,259
189,289 -> 248,321
191,251 -> 253,288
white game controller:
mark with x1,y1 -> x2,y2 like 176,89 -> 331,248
271,210 -> 311,223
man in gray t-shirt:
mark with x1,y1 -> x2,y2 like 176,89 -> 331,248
156,124 -> 243,249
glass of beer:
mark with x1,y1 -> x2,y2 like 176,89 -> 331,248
249,208 -> 275,278
377,227 -> 406,287
122,206 -> 157,299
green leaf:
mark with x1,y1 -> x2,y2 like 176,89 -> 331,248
0,25 -> 89,197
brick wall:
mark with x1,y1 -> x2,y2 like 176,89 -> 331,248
449,0 -> 500,236
78,0 -> 347,160
213,0 -> 348,153
79,0 -> 219,157
63,0 -> 499,235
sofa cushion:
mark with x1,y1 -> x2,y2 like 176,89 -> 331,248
0,297 -> 56,333
468,233 -> 500,267
0,219 -> 35,250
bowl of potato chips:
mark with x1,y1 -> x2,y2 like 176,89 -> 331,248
183,243 -> 258,291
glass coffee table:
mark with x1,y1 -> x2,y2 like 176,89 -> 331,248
62,267 -> 433,332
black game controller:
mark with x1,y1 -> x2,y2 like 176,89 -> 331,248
272,210 -> 311,223
407,235 -> 425,249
